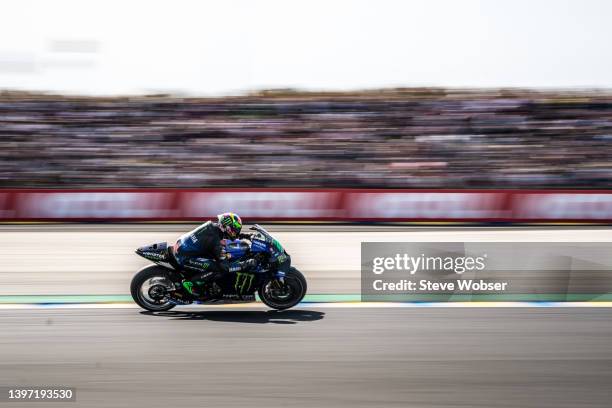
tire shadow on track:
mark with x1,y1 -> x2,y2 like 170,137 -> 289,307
140,309 -> 325,324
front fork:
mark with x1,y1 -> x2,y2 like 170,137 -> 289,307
272,270 -> 286,288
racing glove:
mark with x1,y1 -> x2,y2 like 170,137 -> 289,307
241,258 -> 257,271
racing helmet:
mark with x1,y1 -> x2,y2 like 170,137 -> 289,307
217,212 -> 242,239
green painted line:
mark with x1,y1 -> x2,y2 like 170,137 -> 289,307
0,295 -> 133,304
0,294 -> 360,304
1,293 -> 612,304
302,294 -> 361,302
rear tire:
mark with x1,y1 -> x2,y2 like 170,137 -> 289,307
130,265 -> 176,312
258,267 -> 307,310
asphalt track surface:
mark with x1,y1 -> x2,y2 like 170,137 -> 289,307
1,306 -> 611,408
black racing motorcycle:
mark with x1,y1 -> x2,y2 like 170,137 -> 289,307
130,224 -> 307,311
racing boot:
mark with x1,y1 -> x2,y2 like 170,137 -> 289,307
183,271 -> 221,298
181,257 -> 218,298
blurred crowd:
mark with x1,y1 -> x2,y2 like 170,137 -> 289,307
1,88 -> 611,188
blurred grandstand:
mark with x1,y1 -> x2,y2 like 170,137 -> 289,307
1,88 -> 611,189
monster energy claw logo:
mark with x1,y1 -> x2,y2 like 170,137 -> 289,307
235,272 -> 254,294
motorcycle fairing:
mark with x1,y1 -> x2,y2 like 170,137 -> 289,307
250,238 -> 269,253
135,241 -> 169,262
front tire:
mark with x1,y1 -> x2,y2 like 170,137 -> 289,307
258,267 -> 307,310
130,265 -> 177,312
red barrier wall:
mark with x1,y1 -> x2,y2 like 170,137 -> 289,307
1,189 -> 612,222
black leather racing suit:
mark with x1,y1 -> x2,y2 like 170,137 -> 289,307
173,221 -> 252,291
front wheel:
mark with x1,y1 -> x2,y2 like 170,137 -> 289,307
130,265 -> 177,312
258,267 -> 307,310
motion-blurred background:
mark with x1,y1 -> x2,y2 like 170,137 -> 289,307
2,88 -> 612,189
1,0 -> 612,192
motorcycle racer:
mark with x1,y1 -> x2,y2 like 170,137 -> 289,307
132,221 -> 307,311
173,212 -> 255,296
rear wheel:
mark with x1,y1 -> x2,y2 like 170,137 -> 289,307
258,267 -> 307,310
130,265 -> 177,312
